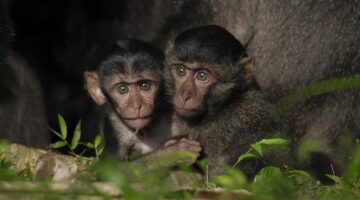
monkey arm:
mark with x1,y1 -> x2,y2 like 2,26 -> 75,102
129,138 -> 201,172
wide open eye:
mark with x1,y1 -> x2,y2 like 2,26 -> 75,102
117,84 -> 129,94
196,70 -> 210,81
175,65 -> 187,77
139,81 -> 152,91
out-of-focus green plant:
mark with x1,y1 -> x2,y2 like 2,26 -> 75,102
93,156 -> 193,200
252,166 -> 295,200
211,168 -> 247,189
276,74 -> 360,113
296,140 -> 328,163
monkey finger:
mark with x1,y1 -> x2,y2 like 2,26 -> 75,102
184,139 -> 201,146
179,138 -> 200,144
178,139 -> 201,148
188,145 -> 202,153
164,139 -> 179,147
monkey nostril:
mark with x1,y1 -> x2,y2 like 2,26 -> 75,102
184,96 -> 191,103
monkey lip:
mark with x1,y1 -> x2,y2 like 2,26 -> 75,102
123,116 -> 152,130
175,107 -> 201,118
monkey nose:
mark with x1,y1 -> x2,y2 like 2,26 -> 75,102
134,104 -> 142,111
129,102 -> 142,113
183,96 -> 191,105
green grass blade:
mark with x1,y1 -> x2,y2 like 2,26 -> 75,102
276,74 -> 360,113
50,141 -> 67,149
48,126 -> 63,139
256,138 -> 289,145
70,120 -> 81,150
251,144 -> 263,157
234,152 -> 258,167
58,114 -> 67,139
94,135 -> 102,148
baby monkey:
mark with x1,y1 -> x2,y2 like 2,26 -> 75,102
165,25 -> 292,177
85,39 -> 201,161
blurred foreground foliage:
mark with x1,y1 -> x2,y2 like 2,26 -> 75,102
0,137 -> 360,199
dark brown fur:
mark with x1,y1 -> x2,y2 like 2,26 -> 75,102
165,25 -> 292,177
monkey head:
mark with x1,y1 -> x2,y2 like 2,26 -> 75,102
165,25 -> 254,118
85,39 -> 164,130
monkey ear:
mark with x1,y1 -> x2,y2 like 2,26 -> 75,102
84,71 -> 107,105
238,57 -> 255,84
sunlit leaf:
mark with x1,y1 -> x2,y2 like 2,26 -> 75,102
251,143 -> 263,156
50,141 -> 67,149
325,174 -> 344,186
98,147 -> 104,156
94,135 -> 102,148
234,152 -> 258,167
70,120 -> 81,150
254,166 -> 282,183
58,114 -> 67,139
276,74 -> 360,113
256,138 -> 289,145
83,142 -> 95,148
286,169 -> 312,179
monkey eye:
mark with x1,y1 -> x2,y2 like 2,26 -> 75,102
117,84 -> 129,94
139,81 -> 152,91
196,70 -> 210,81
175,65 -> 187,77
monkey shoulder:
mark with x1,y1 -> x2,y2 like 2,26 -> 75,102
199,89 -> 289,150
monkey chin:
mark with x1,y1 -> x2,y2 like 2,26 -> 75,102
175,107 -> 202,118
124,117 -> 152,130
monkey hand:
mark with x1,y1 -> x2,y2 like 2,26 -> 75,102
162,138 -> 202,165
131,138 -> 202,171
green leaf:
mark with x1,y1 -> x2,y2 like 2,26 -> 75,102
70,120 -> 81,150
344,144 -> 360,184
234,152 -> 258,167
212,168 -> 247,189
297,140 -> 327,162
50,141 -> 67,149
83,142 -> 95,148
97,147 -> 104,156
58,114 -> 67,139
251,143 -> 263,156
286,169 -> 312,179
256,138 -> 289,146
252,166 -> 294,196
49,127 -> 63,139
276,74 -> 360,113
325,174 -> 344,186
254,166 -> 282,183
94,135 -> 102,148
0,140 -> 9,153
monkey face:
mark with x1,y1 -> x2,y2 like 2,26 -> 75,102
170,61 -> 217,118
85,70 -> 160,130
103,70 -> 160,129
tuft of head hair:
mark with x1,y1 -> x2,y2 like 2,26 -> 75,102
171,25 -> 247,65
98,39 -> 164,78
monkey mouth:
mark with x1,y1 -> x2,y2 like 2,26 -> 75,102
123,116 -> 152,130
175,106 -> 201,118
